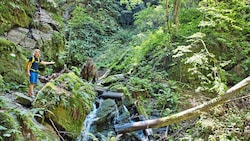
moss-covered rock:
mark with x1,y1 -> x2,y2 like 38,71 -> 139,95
18,111 -> 60,141
0,96 -> 60,141
0,0 -> 34,34
0,37 -> 28,87
33,72 -> 96,139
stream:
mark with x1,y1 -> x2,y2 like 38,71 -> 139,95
76,90 -> 152,141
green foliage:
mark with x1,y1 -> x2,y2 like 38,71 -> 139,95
0,75 -> 3,92
0,96 -> 59,141
0,111 -> 22,141
173,32 -> 228,94
113,27 -> 170,75
65,4 -> 121,66
197,0 -> 250,83
179,7 -> 202,36
134,5 -> 165,31
153,81 -> 179,116
127,77 -> 153,97
0,38 -> 28,90
184,106 -> 250,140
39,0 -> 58,12
120,0 -> 143,10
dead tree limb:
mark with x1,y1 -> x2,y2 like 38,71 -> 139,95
115,76 -> 250,133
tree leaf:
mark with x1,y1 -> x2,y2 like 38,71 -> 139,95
173,45 -> 192,58
187,32 -> 206,39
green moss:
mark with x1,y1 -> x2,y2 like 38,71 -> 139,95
0,75 -> 3,89
40,1 -> 58,12
33,72 -> 96,139
0,1 -> 34,34
17,111 -> 60,141
0,37 -> 15,47
109,84 -> 133,106
50,106 -> 83,137
40,31 -> 65,68
0,38 -> 28,87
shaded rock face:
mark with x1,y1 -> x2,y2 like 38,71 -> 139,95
33,72 -> 96,139
0,1 -> 65,84
5,7 -> 61,50
6,28 -> 36,49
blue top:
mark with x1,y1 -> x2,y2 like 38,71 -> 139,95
29,56 -> 42,71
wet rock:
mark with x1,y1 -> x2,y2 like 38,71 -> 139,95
95,99 -> 117,124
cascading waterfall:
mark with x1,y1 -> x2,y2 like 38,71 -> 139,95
113,104 -> 120,125
76,99 -> 102,141
76,98 -> 149,140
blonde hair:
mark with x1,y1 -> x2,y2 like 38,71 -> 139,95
33,49 -> 41,57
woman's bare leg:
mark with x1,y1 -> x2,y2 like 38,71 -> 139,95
28,83 -> 34,96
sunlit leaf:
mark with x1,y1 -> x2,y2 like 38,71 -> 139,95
199,21 -> 214,27
0,125 -> 7,130
187,32 -> 206,39
185,53 -> 208,65
173,45 -> 192,58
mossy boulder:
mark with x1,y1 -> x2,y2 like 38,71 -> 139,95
0,96 -> 60,141
33,72 -> 96,139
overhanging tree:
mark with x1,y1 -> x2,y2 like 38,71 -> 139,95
115,76 -> 250,133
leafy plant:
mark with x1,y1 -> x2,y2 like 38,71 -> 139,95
120,0 -> 143,10
134,4 -> 166,32
173,32 -> 228,94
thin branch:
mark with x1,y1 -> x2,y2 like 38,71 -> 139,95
49,118 -> 65,141
226,95 -> 250,103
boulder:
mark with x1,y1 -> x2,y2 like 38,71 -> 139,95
33,72 -> 96,139
0,97 -> 60,141
14,92 -> 33,107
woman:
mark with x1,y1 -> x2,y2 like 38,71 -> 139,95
27,49 -> 55,97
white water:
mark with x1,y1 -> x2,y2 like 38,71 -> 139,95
76,101 -> 149,141
76,100 -> 102,141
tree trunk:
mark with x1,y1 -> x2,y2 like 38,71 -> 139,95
115,76 -> 250,133
174,0 -> 181,32
165,0 -> 171,32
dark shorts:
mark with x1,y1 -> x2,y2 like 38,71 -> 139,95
30,71 -> 38,84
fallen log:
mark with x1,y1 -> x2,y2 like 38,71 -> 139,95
115,76 -> 250,133
100,91 -> 124,100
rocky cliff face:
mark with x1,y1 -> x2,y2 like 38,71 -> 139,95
0,0 -> 65,85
